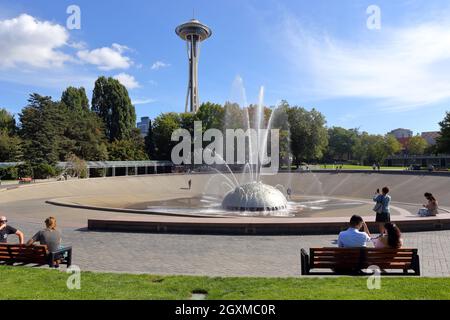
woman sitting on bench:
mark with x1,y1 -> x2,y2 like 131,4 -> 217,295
373,223 -> 403,249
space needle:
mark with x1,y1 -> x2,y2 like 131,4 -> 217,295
176,19 -> 212,113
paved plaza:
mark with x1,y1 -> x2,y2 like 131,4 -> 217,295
1,173 -> 450,277
6,208 -> 450,277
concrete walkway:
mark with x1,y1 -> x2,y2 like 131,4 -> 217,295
5,216 -> 450,277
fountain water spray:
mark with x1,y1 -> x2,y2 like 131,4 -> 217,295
220,82 -> 288,212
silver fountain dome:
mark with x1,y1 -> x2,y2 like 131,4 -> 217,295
222,182 -> 288,212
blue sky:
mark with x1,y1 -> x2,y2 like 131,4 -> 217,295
1,0 -> 450,134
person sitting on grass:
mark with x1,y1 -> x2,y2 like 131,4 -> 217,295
338,215 -> 372,248
373,222 -> 403,249
26,217 -> 62,254
0,216 -> 24,244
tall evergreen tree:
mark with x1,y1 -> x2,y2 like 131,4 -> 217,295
61,86 -> 108,161
61,87 -> 89,111
437,111 -> 450,153
92,76 -> 136,142
144,119 -> 155,158
0,109 -> 22,161
19,94 -> 67,165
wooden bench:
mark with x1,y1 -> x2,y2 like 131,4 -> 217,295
0,244 -> 72,268
18,177 -> 33,184
301,247 -> 420,276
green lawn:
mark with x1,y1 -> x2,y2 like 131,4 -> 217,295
1,266 -> 449,300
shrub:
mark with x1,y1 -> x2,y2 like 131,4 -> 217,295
32,163 -> 59,179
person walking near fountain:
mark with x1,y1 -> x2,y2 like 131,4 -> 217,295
373,187 -> 391,234
188,179 -> 192,190
286,187 -> 292,200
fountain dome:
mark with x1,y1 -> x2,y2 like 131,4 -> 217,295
221,182 -> 288,211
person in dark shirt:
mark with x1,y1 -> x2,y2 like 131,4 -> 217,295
0,216 -> 24,244
26,217 -> 62,252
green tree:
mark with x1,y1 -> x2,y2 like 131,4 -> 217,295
19,94 -> 67,165
406,136 -> 428,155
0,108 -> 16,135
144,119 -> 155,158
326,127 -> 358,160
61,87 -> 89,112
0,133 -> 22,162
152,112 -> 181,160
92,76 -> 136,142
107,129 -> 148,161
0,108 -> 22,161
61,86 -> 108,161
437,111 -> 450,153
287,105 -> 328,166
195,102 -> 224,130
223,102 -> 244,129
384,134 -> 402,156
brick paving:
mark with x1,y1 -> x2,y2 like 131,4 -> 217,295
10,221 -> 450,277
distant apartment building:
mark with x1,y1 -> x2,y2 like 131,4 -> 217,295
137,116 -> 151,136
388,128 -> 413,139
388,128 -> 413,150
421,131 -> 440,145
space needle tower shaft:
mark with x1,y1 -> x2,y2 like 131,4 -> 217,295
176,19 -> 212,113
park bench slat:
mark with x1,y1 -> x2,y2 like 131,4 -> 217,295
0,244 -> 71,268
301,247 -> 420,276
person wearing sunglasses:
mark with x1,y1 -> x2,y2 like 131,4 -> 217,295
0,216 -> 24,244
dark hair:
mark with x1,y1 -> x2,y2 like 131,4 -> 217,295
349,215 -> 363,227
384,223 -> 402,248
424,192 -> 436,202
382,186 -> 389,194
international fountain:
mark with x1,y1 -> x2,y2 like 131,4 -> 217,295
134,77 -> 366,218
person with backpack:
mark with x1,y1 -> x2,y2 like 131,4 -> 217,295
372,186 -> 391,234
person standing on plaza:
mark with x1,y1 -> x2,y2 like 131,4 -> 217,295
373,187 -> 391,234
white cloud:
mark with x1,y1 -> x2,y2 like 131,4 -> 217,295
0,14 -> 70,68
282,16 -> 450,111
68,41 -> 87,50
151,61 -> 170,70
132,98 -> 155,105
113,73 -> 140,89
78,43 -> 132,70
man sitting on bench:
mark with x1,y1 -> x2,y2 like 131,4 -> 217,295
0,216 -> 24,244
338,215 -> 372,248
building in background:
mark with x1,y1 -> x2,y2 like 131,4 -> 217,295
388,128 -> 413,139
388,128 -> 413,151
137,117 -> 151,136
421,131 -> 440,145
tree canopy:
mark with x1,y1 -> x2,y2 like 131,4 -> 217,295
92,76 -> 136,142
